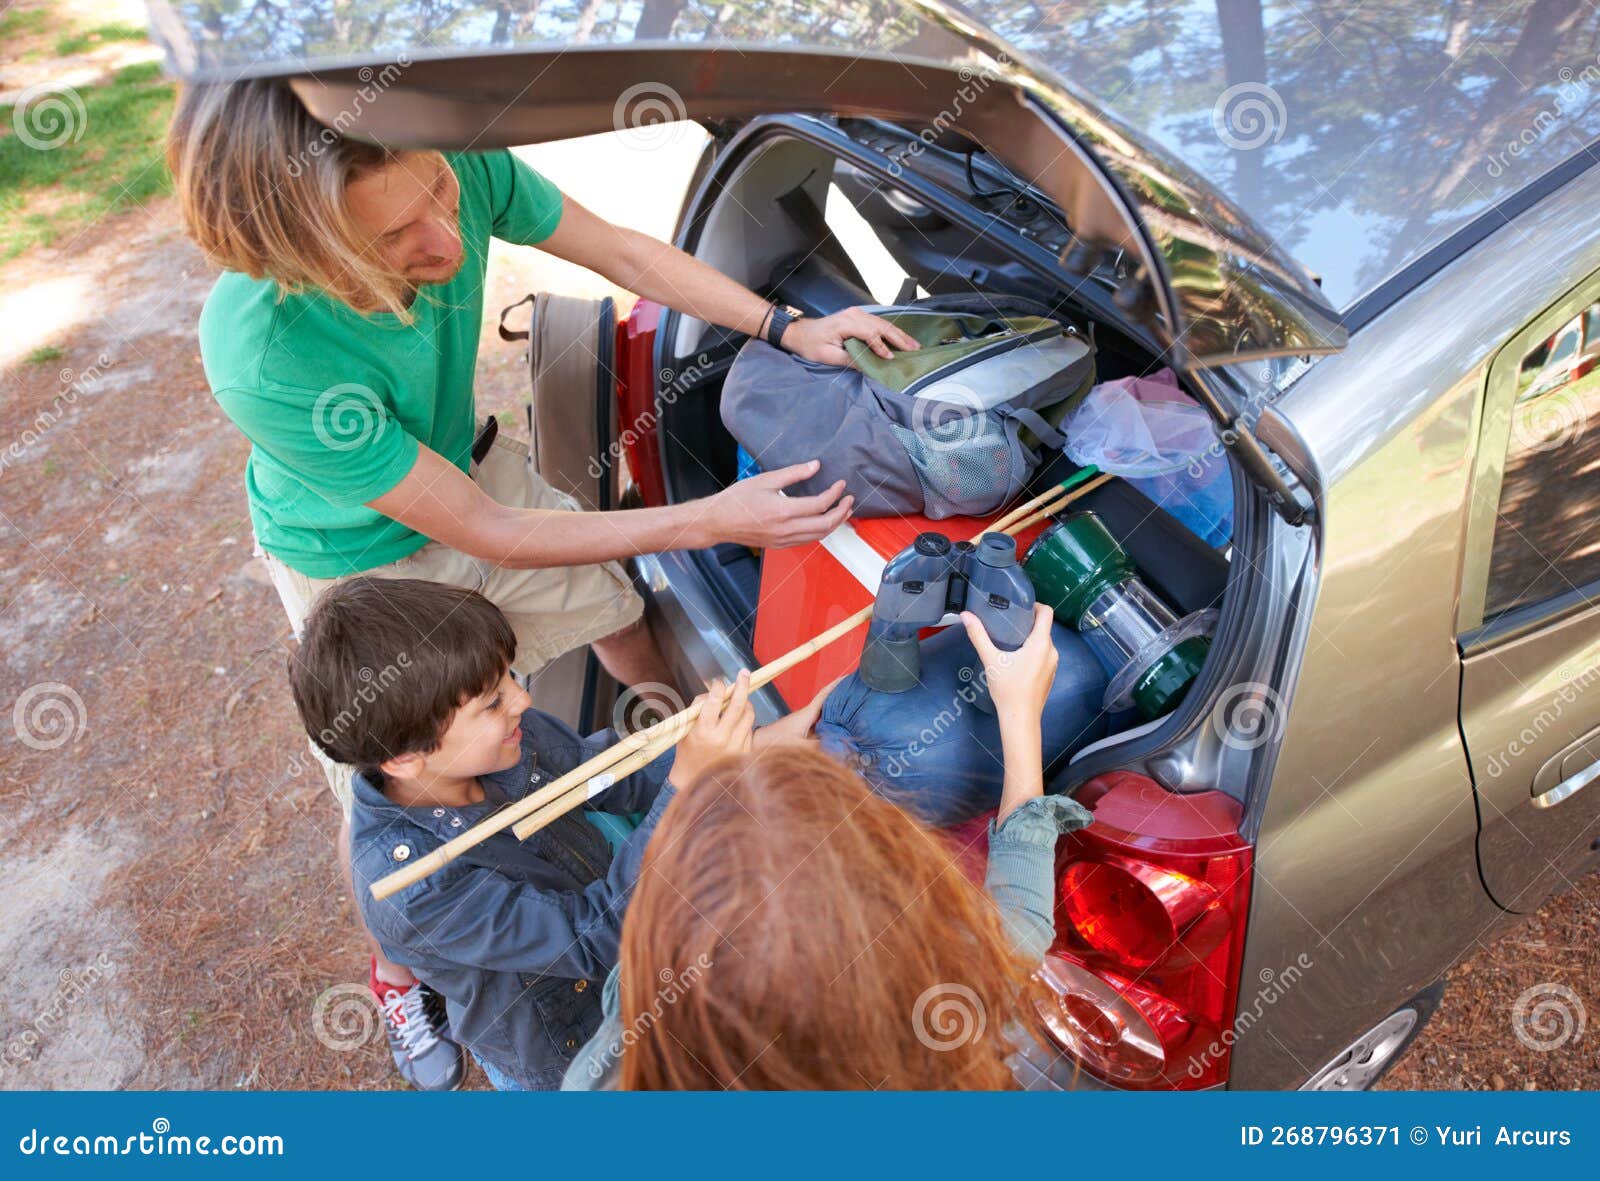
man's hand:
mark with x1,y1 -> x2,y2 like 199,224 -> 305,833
782,306 -> 921,365
695,460 -> 853,548
668,672 -> 755,791
753,676 -> 842,750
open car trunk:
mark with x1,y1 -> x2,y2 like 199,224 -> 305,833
650,118 -> 1231,688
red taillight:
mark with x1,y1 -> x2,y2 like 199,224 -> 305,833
614,299 -> 667,507
1573,356 -> 1597,382
1037,771 -> 1252,1089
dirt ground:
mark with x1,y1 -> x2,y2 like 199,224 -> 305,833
0,128 -> 1594,1092
0,134 -> 700,1090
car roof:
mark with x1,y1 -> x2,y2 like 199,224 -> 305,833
152,1 -> 1600,316
979,0 -> 1600,312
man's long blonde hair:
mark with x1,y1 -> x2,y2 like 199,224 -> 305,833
167,79 -> 423,318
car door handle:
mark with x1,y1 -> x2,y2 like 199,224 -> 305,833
1532,755 -> 1600,810
1530,723 -> 1600,798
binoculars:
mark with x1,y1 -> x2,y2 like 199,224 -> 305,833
859,531 -> 1035,700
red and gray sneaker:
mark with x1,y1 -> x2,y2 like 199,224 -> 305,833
370,959 -> 464,1091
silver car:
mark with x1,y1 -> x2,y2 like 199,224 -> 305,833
153,0 -> 1600,1090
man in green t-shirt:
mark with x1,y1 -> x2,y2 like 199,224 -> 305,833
167,79 -> 917,1090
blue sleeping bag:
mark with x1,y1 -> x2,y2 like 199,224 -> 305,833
816,621 -> 1110,826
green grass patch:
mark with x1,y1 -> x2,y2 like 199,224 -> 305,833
0,60 -> 175,260
54,21 -> 149,57
0,7 -> 50,39
25,345 -> 64,364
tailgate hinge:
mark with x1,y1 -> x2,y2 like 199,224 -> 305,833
1186,366 -> 1314,528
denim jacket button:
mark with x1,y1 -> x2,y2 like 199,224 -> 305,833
573,980 -> 587,993
392,844 -> 411,862
450,817 -> 462,828
565,1038 -> 577,1051
432,808 -> 446,818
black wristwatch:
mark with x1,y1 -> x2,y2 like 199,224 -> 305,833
766,303 -> 804,349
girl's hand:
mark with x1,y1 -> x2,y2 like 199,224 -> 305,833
963,605 -> 1057,822
667,671 -> 755,790
753,676 -> 843,750
961,603 -> 1058,728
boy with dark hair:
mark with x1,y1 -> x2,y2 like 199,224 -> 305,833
288,577 -> 794,1089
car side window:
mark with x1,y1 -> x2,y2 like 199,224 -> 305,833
1483,299 -> 1600,617
1546,318 -> 1581,367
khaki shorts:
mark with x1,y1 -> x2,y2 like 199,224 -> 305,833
264,430 -> 644,815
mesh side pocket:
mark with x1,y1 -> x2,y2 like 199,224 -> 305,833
889,413 -> 1016,518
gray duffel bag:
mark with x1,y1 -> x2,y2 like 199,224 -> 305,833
720,294 -> 1095,518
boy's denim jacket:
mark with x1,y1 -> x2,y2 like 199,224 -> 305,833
351,707 -> 674,1090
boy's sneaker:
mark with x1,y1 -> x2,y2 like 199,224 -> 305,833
370,959 -> 464,1091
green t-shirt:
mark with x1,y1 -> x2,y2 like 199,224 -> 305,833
199,150 -> 564,577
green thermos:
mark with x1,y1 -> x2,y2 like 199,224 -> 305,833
1023,511 -> 1216,720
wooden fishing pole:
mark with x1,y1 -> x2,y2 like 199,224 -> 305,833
508,470 -> 1117,845
370,603 -> 875,899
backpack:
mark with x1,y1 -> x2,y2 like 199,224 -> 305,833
720,293 -> 1095,518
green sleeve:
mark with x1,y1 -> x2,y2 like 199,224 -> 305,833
475,148 -> 565,245
214,381 -> 420,508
